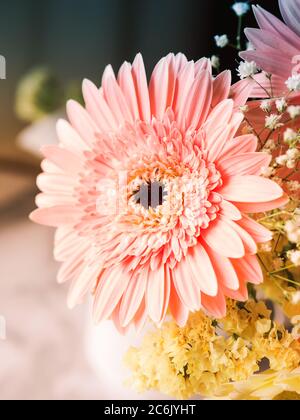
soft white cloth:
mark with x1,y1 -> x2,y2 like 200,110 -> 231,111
0,219 -> 102,400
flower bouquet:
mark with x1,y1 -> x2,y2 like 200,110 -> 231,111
30,0 -> 300,400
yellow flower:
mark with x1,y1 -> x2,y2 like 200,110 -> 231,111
124,300 -> 300,399
214,368 -> 300,400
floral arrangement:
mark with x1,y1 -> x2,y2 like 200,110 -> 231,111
30,0 -> 300,400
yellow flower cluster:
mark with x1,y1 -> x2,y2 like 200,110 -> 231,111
256,202 -> 300,318
124,300 -> 300,399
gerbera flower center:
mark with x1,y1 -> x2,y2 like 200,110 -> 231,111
132,181 -> 168,209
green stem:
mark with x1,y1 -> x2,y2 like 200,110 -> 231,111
272,274 -> 300,287
258,211 -> 290,222
236,16 -> 243,50
270,265 -> 296,275
249,76 -> 272,98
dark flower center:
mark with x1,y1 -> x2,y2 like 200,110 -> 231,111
133,181 -> 167,209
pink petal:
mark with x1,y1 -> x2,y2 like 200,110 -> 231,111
149,57 -> 170,121
35,193 -> 75,208
41,145 -> 82,175
219,200 -> 242,221
230,78 -> 256,107
41,159 -> 62,174
111,302 -> 132,336
201,289 -> 227,319
235,194 -> 289,213
172,257 -> 201,312
248,73 -> 287,98
201,218 -> 245,258
119,268 -> 148,327
245,28 -> 298,57
219,175 -> 284,203
195,57 -> 212,74
218,152 -> 271,177
56,119 -> 87,155
146,264 -> 170,324
164,53 -> 177,108
206,124 -> 232,162
118,62 -> 140,121
174,61 -> 195,123
218,135 -> 258,160
204,244 -> 240,291
279,0 -> 300,37
223,218 -> 257,255
237,216 -> 273,243
36,173 -> 74,194
169,278 -> 189,327
204,99 -> 234,138
29,206 -> 82,227
186,243 -> 218,296
253,5 -> 300,50
160,266 -> 172,325
82,79 -> 117,131
227,112 -> 244,139
66,100 -> 99,147
102,65 -> 133,124
93,264 -> 132,323
231,254 -> 263,286
184,70 -> 212,130
131,53 -> 151,122
174,53 -> 188,73
212,71 -> 231,108
240,49 -> 293,80
222,280 -> 248,302
68,262 -> 101,308
54,227 -> 82,261
133,298 -> 147,334
57,252 -> 86,285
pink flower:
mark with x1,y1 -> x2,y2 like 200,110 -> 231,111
241,0 -> 300,98
30,53 -> 286,333
240,1 -> 300,184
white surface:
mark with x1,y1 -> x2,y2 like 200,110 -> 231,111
17,112 -> 63,156
0,219 -> 101,400
0,217 -> 172,400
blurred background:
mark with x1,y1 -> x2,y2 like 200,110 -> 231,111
0,0 -> 280,400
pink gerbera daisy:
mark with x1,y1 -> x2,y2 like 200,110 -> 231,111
241,0 -> 300,98
30,53 -> 286,333
240,1 -> 300,182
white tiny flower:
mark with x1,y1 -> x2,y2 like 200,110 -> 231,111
259,241 -> 272,252
260,99 -> 272,113
292,323 -> 300,340
237,61 -> 259,79
215,35 -> 229,48
275,154 -> 288,166
287,181 -> 300,192
288,105 -> 300,119
261,166 -> 275,177
288,250 -> 300,267
286,148 -> 300,160
285,216 -> 300,243
210,55 -> 220,69
286,74 -> 300,91
239,105 -> 249,113
292,315 -> 300,325
286,159 -> 297,169
264,139 -> 276,151
232,2 -> 250,16
265,114 -> 283,130
275,98 -> 287,113
292,291 -> 300,305
284,128 -> 298,144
